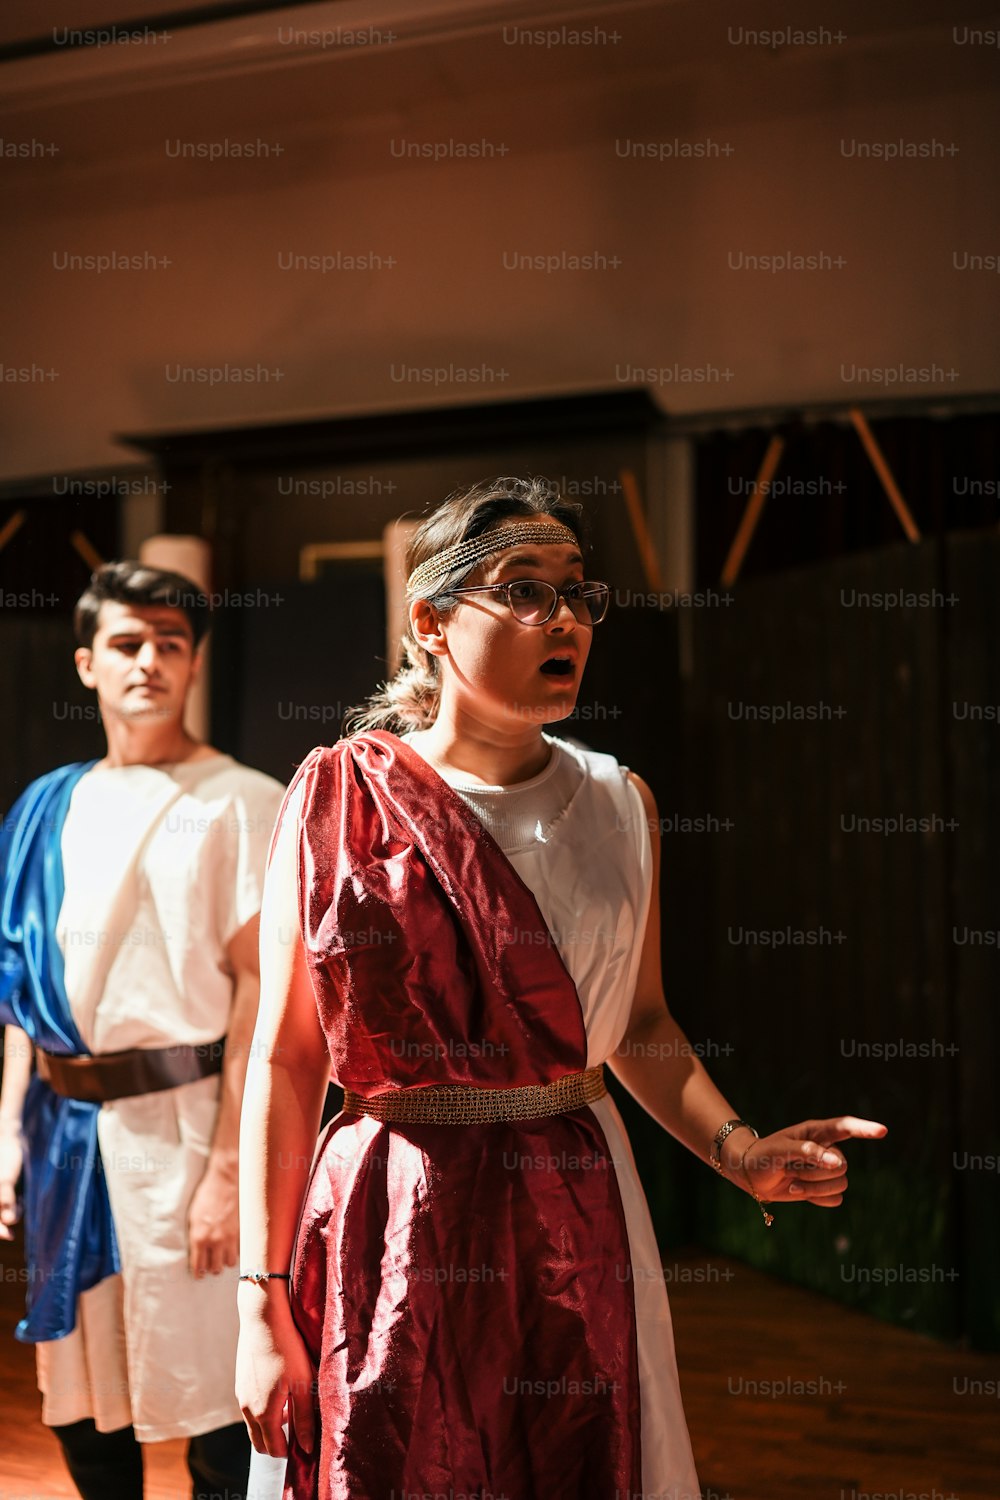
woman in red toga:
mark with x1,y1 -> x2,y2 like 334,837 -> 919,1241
236,476 -> 886,1500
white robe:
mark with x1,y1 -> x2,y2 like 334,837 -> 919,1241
35,753 -> 285,1442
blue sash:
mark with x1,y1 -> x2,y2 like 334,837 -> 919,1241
0,762 -> 120,1342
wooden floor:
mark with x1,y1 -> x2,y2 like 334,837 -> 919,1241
0,1238 -> 997,1499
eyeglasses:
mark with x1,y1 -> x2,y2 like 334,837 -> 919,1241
443,578 -> 611,626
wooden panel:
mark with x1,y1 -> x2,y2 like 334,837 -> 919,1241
0,617 -> 105,810
683,538 -> 960,1339
945,531 -> 1000,1350
209,572 -> 387,783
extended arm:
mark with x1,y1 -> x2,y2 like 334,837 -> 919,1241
608,772 -> 886,1208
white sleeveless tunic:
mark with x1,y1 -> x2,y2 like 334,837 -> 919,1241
400,728 -> 701,1500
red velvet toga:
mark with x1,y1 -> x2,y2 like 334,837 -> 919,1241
281,731 -> 641,1499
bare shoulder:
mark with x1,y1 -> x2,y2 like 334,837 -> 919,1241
625,769 -> 658,823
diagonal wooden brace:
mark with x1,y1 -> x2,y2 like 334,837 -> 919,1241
620,467 -> 664,592
848,408 -> 921,541
720,434 -> 785,587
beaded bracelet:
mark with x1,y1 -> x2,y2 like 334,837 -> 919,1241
736,1140 -> 775,1228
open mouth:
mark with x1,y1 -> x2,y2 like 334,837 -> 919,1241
539,655 -> 575,678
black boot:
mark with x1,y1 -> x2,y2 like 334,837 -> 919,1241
51,1417 -> 143,1500
187,1420 -> 252,1500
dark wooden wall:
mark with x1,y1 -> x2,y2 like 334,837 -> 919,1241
660,533 -> 996,1349
947,532 -> 1000,1349
0,618 -> 106,806
0,493 -> 119,808
209,572 -> 387,785
693,411 -> 1000,585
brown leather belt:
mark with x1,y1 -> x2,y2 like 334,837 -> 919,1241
35,1038 -> 226,1103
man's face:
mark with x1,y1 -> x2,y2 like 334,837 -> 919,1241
75,601 -> 201,725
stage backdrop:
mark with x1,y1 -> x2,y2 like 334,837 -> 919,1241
0,531 -> 994,1349
673,530 -> 996,1350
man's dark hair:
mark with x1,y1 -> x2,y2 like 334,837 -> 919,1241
74,561 -> 211,650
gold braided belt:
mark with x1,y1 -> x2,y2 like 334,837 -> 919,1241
341,1065 -> 606,1125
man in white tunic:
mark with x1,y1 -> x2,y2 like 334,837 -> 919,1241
0,562 -> 285,1499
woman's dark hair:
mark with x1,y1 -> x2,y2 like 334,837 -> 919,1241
74,561 -> 211,649
342,476 -> 588,736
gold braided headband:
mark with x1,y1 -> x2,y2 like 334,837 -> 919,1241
342,1065 -> 606,1125
405,521 -> 581,598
